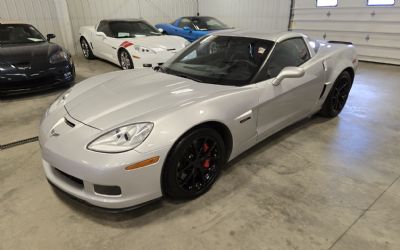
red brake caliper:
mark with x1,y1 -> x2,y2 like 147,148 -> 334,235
202,143 -> 210,169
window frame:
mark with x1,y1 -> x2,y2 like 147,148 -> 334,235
252,37 -> 312,83
316,0 -> 338,7
367,0 -> 395,6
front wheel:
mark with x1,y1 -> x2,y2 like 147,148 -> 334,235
80,38 -> 94,59
118,49 -> 134,70
319,71 -> 353,117
162,128 -> 226,200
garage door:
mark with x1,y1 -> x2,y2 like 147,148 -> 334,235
291,0 -> 400,65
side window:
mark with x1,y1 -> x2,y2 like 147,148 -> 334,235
265,38 -> 310,79
179,18 -> 194,29
97,21 -> 112,37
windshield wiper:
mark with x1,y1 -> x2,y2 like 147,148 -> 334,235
175,73 -> 203,82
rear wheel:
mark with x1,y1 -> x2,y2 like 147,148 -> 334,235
163,128 -> 226,200
80,37 -> 94,59
319,71 -> 353,117
118,49 -> 134,70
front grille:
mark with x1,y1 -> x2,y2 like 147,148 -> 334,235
54,168 -> 84,187
0,75 -> 58,90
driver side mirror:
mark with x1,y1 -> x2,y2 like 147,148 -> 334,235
183,26 -> 192,32
272,67 -> 305,86
96,31 -> 106,38
46,34 -> 56,41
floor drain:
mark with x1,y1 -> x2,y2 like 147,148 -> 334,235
0,137 -> 39,151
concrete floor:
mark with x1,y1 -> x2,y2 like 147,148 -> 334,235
1,58 -> 400,250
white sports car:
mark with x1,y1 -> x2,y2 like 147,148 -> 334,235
79,19 -> 189,69
40,30 -> 357,211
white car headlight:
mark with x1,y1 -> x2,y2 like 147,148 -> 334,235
49,50 -> 70,64
87,123 -> 154,153
134,45 -> 156,54
47,89 -> 71,114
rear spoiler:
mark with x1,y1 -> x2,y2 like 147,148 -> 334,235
328,40 -> 353,45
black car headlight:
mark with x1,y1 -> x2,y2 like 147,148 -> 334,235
0,61 -> 13,72
49,50 -> 70,64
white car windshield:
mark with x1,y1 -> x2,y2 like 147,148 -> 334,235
0,24 -> 46,45
162,35 -> 274,86
109,21 -> 161,38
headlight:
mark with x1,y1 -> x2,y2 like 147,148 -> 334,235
49,50 -> 70,64
0,61 -> 12,71
47,89 -> 71,114
87,123 -> 154,153
134,45 -> 156,54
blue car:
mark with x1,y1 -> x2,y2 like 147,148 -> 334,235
155,16 -> 231,42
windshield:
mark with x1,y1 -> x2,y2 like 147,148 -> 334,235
109,21 -> 161,38
191,17 -> 229,31
163,35 -> 274,86
0,24 -> 46,44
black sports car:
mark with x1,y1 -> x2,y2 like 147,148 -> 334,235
0,22 -> 75,96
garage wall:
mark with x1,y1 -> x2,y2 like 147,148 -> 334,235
199,0 -> 291,32
0,0 -> 65,48
66,0 -> 198,51
291,0 -> 400,65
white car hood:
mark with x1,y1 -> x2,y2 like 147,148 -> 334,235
65,70 -> 233,130
120,35 -> 186,50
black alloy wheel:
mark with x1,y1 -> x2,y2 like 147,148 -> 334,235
163,128 -> 226,200
320,71 -> 353,117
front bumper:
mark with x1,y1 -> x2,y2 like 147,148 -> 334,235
0,62 -> 75,96
39,110 -> 170,209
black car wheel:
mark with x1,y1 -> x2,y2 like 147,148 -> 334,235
80,38 -> 94,59
163,128 -> 226,200
319,71 -> 353,117
119,50 -> 134,70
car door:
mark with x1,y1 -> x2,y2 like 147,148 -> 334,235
255,37 -> 325,141
91,21 -> 115,61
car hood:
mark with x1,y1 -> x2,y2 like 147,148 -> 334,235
0,42 -> 61,67
65,70 -> 234,130
120,35 -> 186,50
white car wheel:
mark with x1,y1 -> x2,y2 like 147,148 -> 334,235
119,50 -> 134,70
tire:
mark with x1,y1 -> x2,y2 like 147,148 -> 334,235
118,49 -> 134,70
162,128 -> 226,200
319,71 -> 353,117
80,37 -> 94,59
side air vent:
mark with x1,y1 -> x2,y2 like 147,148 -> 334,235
319,85 -> 327,99
64,118 -> 75,128
328,40 -> 353,45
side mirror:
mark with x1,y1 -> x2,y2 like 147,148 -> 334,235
96,31 -> 106,37
158,28 -> 164,33
272,67 -> 305,86
47,34 -> 56,41
183,26 -> 192,32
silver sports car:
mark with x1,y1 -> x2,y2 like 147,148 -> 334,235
39,30 -> 358,210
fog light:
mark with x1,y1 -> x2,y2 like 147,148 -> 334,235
94,184 -> 121,196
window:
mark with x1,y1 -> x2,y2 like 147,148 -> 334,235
97,21 -> 112,37
368,0 -> 394,5
264,38 -> 311,79
179,18 -> 195,29
317,0 -> 338,7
